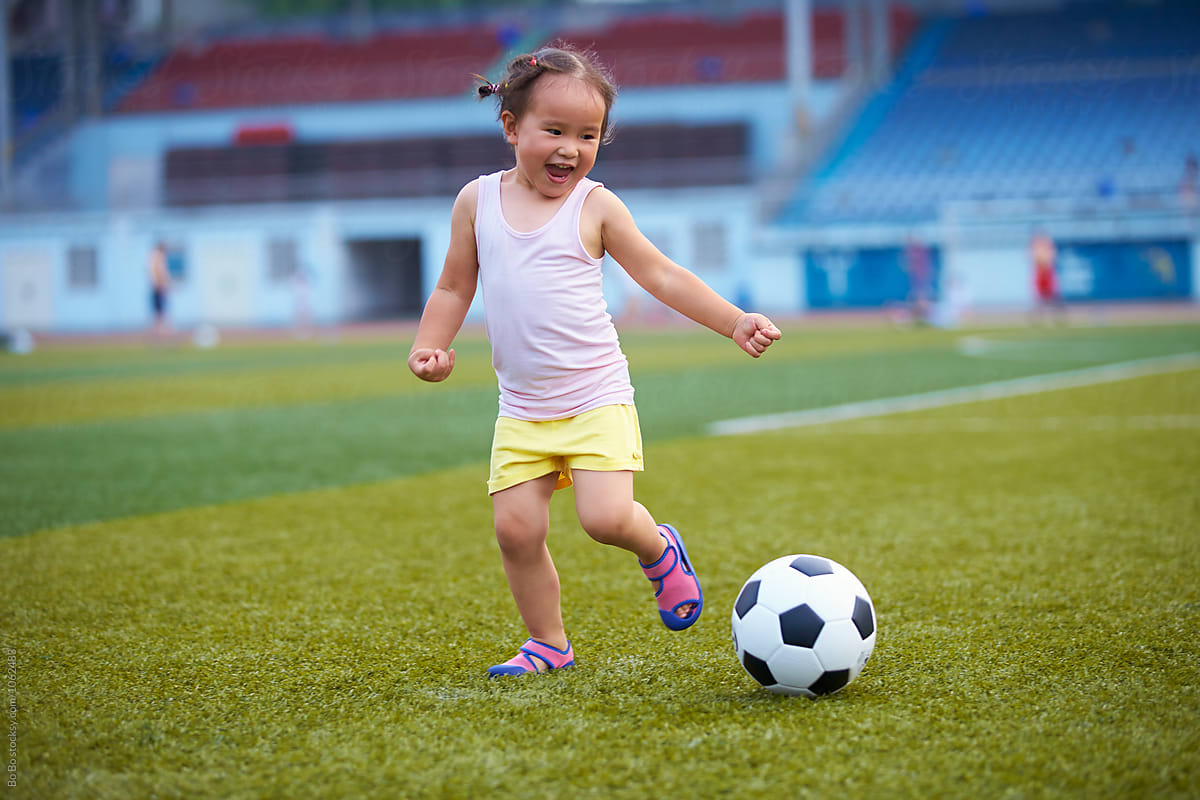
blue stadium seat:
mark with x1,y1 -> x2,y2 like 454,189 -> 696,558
782,2 -> 1200,226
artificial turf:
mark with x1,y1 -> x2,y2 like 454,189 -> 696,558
2,321 -> 1198,798
2,323 -> 1197,538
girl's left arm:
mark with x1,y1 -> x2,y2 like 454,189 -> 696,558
596,188 -> 780,356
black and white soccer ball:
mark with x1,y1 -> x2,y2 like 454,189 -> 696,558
731,554 -> 876,697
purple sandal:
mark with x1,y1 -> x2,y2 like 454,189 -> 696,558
640,524 -> 704,631
487,638 -> 575,677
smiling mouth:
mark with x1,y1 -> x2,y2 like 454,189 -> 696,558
546,164 -> 574,183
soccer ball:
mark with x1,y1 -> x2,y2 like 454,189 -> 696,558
731,554 -> 876,697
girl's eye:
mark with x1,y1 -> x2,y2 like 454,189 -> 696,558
581,133 -> 596,140
547,128 -> 562,135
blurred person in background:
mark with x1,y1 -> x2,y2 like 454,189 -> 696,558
148,240 -> 172,340
903,235 -> 933,326
1030,229 -> 1065,325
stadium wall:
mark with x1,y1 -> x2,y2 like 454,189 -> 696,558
0,200 -> 435,333
766,212 -> 1200,315
4,201 -> 1196,335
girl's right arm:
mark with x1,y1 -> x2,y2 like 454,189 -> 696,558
408,181 -> 481,382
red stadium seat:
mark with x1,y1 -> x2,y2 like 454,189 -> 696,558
118,26 -> 503,112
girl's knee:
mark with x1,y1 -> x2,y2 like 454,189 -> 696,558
578,505 -> 633,545
494,507 -> 547,555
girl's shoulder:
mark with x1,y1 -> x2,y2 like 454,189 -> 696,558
457,176 -> 482,202
581,183 -> 627,218
582,184 -> 637,230
453,171 -> 512,215
451,178 -> 483,221
579,185 -> 631,260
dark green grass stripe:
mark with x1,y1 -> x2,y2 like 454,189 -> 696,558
0,388 -> 499,539
5,326 -> 1199,539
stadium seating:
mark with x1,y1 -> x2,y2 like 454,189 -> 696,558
117,26 -> 504,111
120,14 -> 785,113
128,6 -> 915,205
556,7 -> 915,86
783,2 -> 1200,224
12,45 -> 157,132
114,6 -> 918,112
554,11 -> 787,87
162,122 -> 751,205
10,55 -> 62,132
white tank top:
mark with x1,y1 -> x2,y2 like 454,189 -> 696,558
475,170 -> 634,421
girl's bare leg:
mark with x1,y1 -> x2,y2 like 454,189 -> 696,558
491,472 -> 568,654
571,469 -> 693,618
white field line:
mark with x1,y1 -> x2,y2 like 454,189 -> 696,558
955,335 -> 1103,360
767,415 -> 1200,434
706,352 -> 1200,437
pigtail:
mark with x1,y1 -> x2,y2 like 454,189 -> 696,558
473,54 -> 540,101
472,73 -> 502,99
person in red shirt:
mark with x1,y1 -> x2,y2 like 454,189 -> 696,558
1030,231 -> 1065,324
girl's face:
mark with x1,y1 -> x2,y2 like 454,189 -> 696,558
502,74 -> 606,199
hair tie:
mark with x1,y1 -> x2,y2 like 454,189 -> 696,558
529,56 -> 537,67
472,73 -> 503,98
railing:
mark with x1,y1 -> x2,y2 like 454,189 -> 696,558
796,167 -> 1188,224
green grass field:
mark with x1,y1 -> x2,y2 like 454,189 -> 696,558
3,319 -> 1199,798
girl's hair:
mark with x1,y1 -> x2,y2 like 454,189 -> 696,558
474,44 -> 618,144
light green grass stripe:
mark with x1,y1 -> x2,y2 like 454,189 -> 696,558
709,352 -> 1200,435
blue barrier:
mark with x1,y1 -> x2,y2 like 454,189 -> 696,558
804,245 -> 942,309
1057,240 -> 1191,301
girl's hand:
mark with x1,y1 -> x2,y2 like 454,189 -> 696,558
732,313 -> 781,358
409,347 -> 455,381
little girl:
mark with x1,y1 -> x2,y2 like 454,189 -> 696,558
408,45 -> 781,676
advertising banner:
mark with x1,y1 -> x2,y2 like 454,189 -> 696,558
804,244 -> 942,309
1056,239 -> 1191,301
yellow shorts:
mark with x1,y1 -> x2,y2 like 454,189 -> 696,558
488,404 -> 644,495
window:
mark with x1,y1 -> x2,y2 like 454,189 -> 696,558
642,228 -> 672,260
692,222 -> 727,270
67,245 -> 99,290
268,238 -> 299,283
